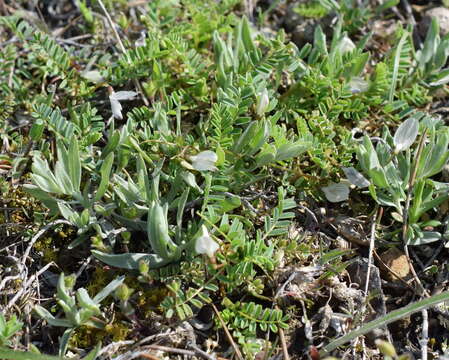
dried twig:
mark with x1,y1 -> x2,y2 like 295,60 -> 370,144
421,309 -> 429,360
364,205 -> 379,297
188,343 -> 217,360
96,0 -> 149,107
144,345 -> 196,356
136,353 -> 161,360
22,219 -> 72,265
211,303 -> 244,360
98,340 -> 135,358
137,330 -> 174,346
5,261 -> 55,310
276,305 -> 290,360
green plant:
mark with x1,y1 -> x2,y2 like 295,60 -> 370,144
320,291 -> 449,355
0,313 -> 22,347
35,273 -> 124,357
220,298 -> 289,357
315,0 -> 399,34
0,344 -> 100,360
5,0 -> 449,357
354,113 -> 449,245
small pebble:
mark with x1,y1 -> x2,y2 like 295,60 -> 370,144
420,7 -> 449,37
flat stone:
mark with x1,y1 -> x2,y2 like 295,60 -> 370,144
420,7 -> 449,37
378,247 -> 411,282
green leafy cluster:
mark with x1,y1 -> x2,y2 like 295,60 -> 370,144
2,0 -> 449,358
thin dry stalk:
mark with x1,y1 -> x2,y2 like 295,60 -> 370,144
211,303 -> 244,360
96,0 -> 149,106
278,318 -> 290,360
5,261 -> 55,310
364,205 -> 379,297
421,309 -> 429,360
22,219 -> 72,265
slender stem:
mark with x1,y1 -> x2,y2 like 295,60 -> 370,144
421,309 -> 429,360
275,304 -> 290,360
211,303 -> 244,360
320,291 -> 449,355
402,129 -> 428,295
364,205 -> 379,297
96,0 -> 149,106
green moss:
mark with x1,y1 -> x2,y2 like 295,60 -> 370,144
33,236 -> 58,263
70,320 -> 131,348
86,267 -> 113,296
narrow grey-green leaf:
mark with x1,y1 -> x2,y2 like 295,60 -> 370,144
0,347 -> 63,360
94,153 -> 114,201
91,250 -> 169,270
68,136 -> 81,191
320,291 -> 449,355
92,275 -> 125,303
81,343 -> 101,360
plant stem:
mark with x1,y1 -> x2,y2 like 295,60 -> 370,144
320,291 -> 449,356
402,129 -> 428,295
211,303 -> 244,360
96,0 -> 149,106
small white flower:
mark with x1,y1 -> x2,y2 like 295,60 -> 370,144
348,77 -> 369,94
135,31 -> 146,47
109,90 -> 138,120
195,225 -> 219,257
256,88 -> 269,116
340,36 -> 356,54
321,182 -> 350,203
188,150 -> 218,171
81,70 -> 104,83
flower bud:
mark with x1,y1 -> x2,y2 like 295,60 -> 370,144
115,284 -> 133,302
340,36 -> 355,53
256,88 -> 269,116
348,77 -> 369,94
121,231 -> 131,243
139,259 -> 150,275
375,339 -> 397,358
64,274 -> 76,290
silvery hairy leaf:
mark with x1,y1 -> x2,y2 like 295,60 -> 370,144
342,167 -> 370,188
321,182 -> 350,202
393,117 -> 419,153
